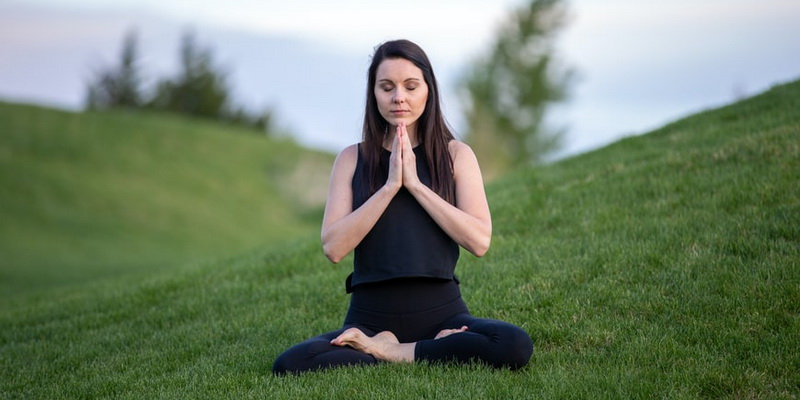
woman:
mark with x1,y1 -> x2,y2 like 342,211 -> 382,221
272,39 -> 533,374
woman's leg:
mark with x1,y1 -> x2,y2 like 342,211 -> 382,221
272,326 -> 379,375
334,279 -> 532,370
415,315 -> 533,370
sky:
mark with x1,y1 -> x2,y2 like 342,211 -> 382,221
2,0 -> 799,159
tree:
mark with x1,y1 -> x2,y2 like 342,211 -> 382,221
461,0 -> 573,175
85,28 -> 275,134
148,31 -> 231,120
85,29 -> 143,109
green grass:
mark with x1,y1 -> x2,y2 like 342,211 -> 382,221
0,104 -> 332,296
2,79 -> 799,399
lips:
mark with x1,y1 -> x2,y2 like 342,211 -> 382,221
390,110 -> 410,115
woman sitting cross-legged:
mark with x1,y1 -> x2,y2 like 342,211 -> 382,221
272,39 -> 533,375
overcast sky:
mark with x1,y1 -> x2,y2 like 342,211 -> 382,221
2,0 -> 799,158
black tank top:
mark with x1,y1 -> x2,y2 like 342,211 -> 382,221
347,144 -> 459,292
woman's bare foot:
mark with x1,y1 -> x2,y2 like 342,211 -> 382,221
330,328 -> 415,363
435,325 -> 468,339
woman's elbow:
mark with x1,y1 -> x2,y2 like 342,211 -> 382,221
322,239 -> 347,263
473,242 -> 491,258
471,223 -> 492,257
322,244 -> 343,263
325,254 -> 343,264
468,235 -> 491,258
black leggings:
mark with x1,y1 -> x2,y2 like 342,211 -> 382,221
272,278 -> 533,375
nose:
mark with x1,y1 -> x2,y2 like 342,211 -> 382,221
393,89 -> 405,104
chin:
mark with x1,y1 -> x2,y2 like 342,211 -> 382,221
390,118 -> 417,127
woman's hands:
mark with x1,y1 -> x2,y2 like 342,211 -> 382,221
386,122 -> 422,192
386,124 -> 403,192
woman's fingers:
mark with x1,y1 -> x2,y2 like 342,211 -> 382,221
399,122 -> 412,151
392,124 -> 402,153
398,123 -> 420,189
386,125 -> 403,189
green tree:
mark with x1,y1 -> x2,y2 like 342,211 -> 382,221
85,29 -> 143,110
462,0 -> 573,176
85,28 -> 276,134
148,31 -> 231,120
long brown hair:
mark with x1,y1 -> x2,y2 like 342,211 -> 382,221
361,39 -> 455,204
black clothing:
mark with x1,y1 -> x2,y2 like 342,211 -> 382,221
272,144 -> 533,375
272,279 -> 533,375
348,145 -> 459,292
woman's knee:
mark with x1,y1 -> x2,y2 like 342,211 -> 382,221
272,344 -> 306,375
272,340 -> 330,375
500,325 -> 533,369
273,338 -> 378,375
272,349 -> 294,375
470,319 -> 534,369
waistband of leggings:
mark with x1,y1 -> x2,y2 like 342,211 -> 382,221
349,277 -> 462,314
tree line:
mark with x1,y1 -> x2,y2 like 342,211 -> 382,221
87,0 -> 571,169
85,29 -> 273,133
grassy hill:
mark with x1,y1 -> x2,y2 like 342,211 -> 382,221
1,79 -> 799,399
0,104 -> 333,295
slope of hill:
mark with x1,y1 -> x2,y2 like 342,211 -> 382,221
0,103 -> 333,295
1,80 -> 798,398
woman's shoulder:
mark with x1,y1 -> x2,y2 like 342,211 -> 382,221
447,139 -> 470,151
330,143 -> 360,173
447,139 -> 477,161
335,143 -> 360,162
446,140 -> 484,185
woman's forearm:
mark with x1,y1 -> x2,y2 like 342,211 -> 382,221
321,184 -> 400,263
407,183 -> 492,257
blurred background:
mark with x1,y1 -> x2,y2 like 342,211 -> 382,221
2,0 -> 799,293
3,0 -> 798,159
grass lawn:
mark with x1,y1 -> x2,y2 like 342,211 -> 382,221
1,79 -> 799,399
0,104 -> 331,297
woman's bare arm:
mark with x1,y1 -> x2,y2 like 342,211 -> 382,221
321,139 -> 402,263
403,138 -> 492,257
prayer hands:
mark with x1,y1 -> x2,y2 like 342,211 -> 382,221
386,123 -> 421,192
387,125 -> 403,191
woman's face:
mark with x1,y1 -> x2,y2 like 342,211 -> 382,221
374,58 -> 429,131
